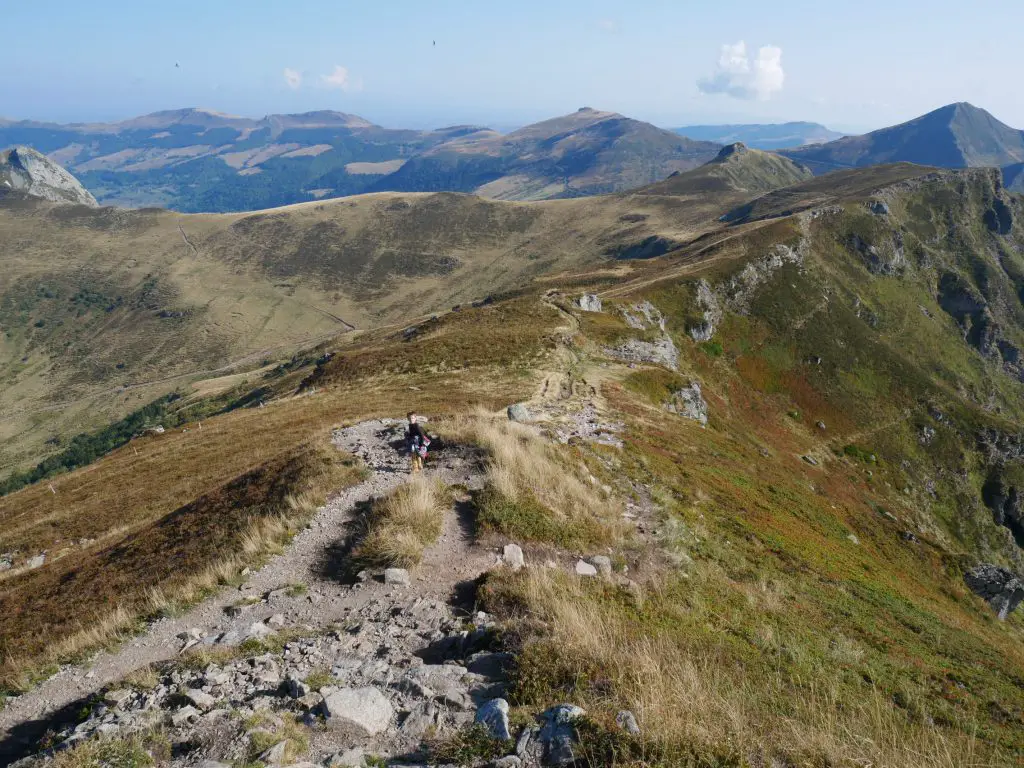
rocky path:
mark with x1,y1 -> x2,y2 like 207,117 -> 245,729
0,419 -> 499,765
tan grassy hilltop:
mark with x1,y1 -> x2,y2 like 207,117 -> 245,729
1,147 -> 1024,767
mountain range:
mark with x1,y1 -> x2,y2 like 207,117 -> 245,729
3,102 -> 1022,213
671,121 -> 844,149
782,102 -> 1024,190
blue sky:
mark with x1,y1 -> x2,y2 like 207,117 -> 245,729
2,0 -> 1022,133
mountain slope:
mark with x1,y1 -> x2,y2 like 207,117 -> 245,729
0,146 -> 97,206
372,107 -> 722,200
638,142 -> 813,197
783,102 -> 1024,173
1,161 -> 1024,766
674,121 -> 844,149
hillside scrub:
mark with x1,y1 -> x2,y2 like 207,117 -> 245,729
440,411 -> 620,549
351,476 -> 448,568
0,436 -> 363,691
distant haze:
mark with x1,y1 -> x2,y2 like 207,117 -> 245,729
1,1 -> 1023,130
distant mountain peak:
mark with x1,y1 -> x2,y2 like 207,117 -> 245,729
0,146 -> 97,206
714,142 -> 750,161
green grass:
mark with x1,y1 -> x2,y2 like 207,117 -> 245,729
474,484 -> 609,550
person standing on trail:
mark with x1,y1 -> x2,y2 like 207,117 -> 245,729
406,411 -> 430,473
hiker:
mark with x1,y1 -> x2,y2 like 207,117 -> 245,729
406,411 -> 430,473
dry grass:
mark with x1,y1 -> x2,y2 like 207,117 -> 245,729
488,568 -> 1009,768
352,476 -> 448,568
440,410 -> 621,548
0,435 -> 359,691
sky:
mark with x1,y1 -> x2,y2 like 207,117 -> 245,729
2,0 -> 1022,134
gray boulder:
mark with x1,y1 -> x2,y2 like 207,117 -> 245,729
616,710 -> 641,735
578,294 -> 603,312
539,704 -> 587,765
475,698 -> 512,740
321,687 -> 394,735
502,543 -> 525,571
574,560 -> 598,577
588,555 -> 612,577
384,568 -> 410,586
507,403 -> 531,423
184,689 -> 216,711
964,563 -> 1024,619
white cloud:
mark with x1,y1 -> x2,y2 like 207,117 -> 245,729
283,68 -> 302,90
320,65 -> 353,91
698,41 -> 784,101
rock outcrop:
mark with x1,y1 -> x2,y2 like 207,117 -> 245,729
0,146 -> 98,206
964,563 -> 1024,619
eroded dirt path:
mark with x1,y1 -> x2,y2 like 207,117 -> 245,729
0,419 -> 495,762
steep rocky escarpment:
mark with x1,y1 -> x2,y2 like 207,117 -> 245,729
0,146 -> 97,206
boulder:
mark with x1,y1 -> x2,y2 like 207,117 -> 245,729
246,622 -> 275,640
588,555 -> 612,577
964,563 -> 1024,619
321,687 -> 394,735
328,748 -> 366,767
507,403 -> 531,423
26,554 -> 46,570
868,200 -> 890,216
502,544 -> 525,571
475,698 -> 512,740
578,294 -> 603,312
184,689 -> 216,711
385,568 -> 410,586
539,704 -> 586,766
616,710 -> 641,735
170,705 -> 200,727
574,560 -> 598,577
492,757 -> 522,768
258,741 -> 288,766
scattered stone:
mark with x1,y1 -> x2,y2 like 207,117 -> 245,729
184,689 -> 216,711
539,704 -> 587,766
578,294 -> 603,312
400,701 -> 439,737
846,534 -> 859,545
492,757 -> 522,768
502,544 -> 525,571
170,705 -> 200,727
816,421 -> 826,430
869,200 -> 890,216
616,710 -> 641,735
267,613 -> 287,628
199,762 -> 231,768
475,698 -> 512,740
507,403 -> 531,423
321,687 -> 394,735
606,336 -> 679,371
467,652 -> 513,680
802,455 -> 819,466
286,676 -> 311,698
901,531 -> 919,543
246,622 -> 275,641
588,555 -> 613,577
964,563 -> 1024,620
384,568 -> 410,587
217,630 -> 242,646
328,747 -> 366,767
26,553 -> 46,569
103,689 -> 132,708
574,560 -> 598,577
258,741 -> 288,765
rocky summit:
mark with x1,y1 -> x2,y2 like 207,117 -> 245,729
0,146 -> 98,206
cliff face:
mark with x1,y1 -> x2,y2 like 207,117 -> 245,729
0,146 -> 98,206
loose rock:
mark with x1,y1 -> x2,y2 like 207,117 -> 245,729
475,698 -> 512,740
384,568 -> 410,586
502,544 -> 525,571
321,687 -> 394,735
574,560 -> 598,577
